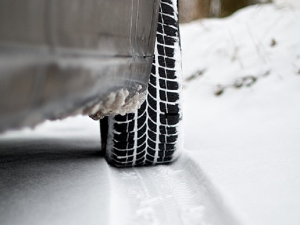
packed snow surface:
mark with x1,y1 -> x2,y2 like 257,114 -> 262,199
0,2 -> 300,225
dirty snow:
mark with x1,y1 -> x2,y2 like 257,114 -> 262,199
0,1 -> 300,225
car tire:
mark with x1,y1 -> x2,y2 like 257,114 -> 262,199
101,0 -> 182,167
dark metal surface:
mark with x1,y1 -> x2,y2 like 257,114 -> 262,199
0,0 -> 160,132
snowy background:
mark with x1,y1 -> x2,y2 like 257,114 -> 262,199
182,0 -> 300,224
0,1 -> 300,225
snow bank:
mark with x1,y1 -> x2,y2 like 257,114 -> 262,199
181,3 -> 300,225
275,0 -> 300,8
182,4 -> 300,91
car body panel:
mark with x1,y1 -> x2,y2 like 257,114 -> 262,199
0,0 -> 160,132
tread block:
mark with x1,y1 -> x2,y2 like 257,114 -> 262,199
157,156 -> 172,163
137,113 -> 147,127
159,134 -> 178,143
112,149 -> 134,157
148,130 -> 156,141
147,147 -> 156,157
160,3 -> 174,15
157,24 -> 178,38
158,68 -> 177,79
137,142 -> 147,152
160,102 -> 180,114
113,133 -> 134,143
157,44 -> 174,57
158,56 -> 176,68
147,94 -> 157,110
147,139 -> 156,149
159,90 -> 179,102
157,33 -> 176,46
148,106 -> 158,121
158,149 -> 175,157
147,119 -> 157,132
159,143 -> 176,151
114,113 -> 134,122
137,123 -> 147,137
139,101 -> 147,112
137,134 -> 147,146
114,120 -> 134,132
159,79 -> 179,90
135,157 -> 146,165
151,63 -> 156,74
163,0 -> 174,6
149,74 -> 156,85
146,154 -> 155,161
159,125 -> 177,135
147,82 -> 157,98
113,141 -> 134,149
159,13 -> 177,27
160,114 -> 180,125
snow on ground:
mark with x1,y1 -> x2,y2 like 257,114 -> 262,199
0,2 -> 300,225
181,2 -> 300,225
0,117 -> 239,225
275,0 -> 300,8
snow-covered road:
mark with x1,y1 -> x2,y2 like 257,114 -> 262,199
0,118 -> 238,225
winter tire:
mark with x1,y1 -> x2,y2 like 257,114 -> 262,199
101,0 -> 182,167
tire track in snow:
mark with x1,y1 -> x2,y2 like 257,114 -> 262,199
108,153 -> 240,225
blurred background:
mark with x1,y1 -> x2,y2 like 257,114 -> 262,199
179,0 -> 272,22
